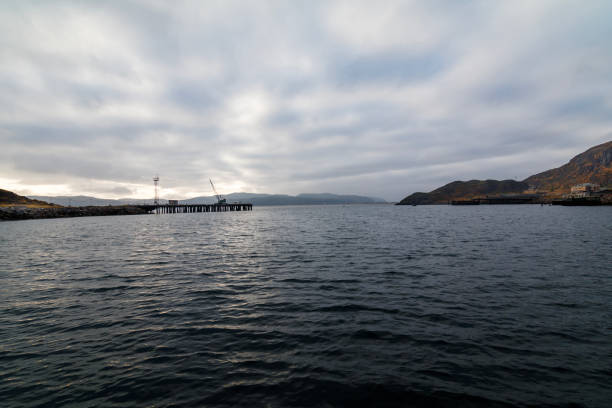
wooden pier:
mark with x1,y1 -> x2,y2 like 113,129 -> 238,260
136,203 -> 252,214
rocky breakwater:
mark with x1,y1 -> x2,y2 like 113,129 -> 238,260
0,205 -> 151,221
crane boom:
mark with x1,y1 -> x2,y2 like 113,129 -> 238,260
209,178 -> 219,200
209,179 -> 226,204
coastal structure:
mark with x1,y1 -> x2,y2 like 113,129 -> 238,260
145,177 -> 251,214
569,183 -> 600,197
0,205 -> 152,220
153,175 -> 160,206
147,203 -> 252,214
552,183 -> 612,205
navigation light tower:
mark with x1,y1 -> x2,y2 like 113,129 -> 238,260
153,175 -> 159,206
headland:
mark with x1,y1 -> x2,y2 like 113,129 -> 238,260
397,141 -> 612,205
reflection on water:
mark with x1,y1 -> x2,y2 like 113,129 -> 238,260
1,205 -> 611,407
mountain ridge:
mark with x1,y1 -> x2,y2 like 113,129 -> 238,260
523,141 -> 612,192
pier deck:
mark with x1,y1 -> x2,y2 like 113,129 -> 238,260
137,203 -> 253,214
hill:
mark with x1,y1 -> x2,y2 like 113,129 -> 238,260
398,180 -> 528,205
397,140 -> 612,205
0,189 -> 58,207
523,141 -> 612,193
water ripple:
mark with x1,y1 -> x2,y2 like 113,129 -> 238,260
1,205 -> 611,407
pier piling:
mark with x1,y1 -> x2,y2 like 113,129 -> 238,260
141,203 -> 253,215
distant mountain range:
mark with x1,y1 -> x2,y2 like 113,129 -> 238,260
398,140 -> 612,205
28,192 -> 387,207
25,195 -> 141,207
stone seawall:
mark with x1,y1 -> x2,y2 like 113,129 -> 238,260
0,205 -> 151,221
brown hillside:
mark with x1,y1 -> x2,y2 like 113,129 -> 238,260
397,140 -> 612,204
0,189 -> 59,207
398,179 -> 528,205
523,141 -> 612,193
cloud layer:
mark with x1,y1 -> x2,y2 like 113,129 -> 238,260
1,0 -> 611,200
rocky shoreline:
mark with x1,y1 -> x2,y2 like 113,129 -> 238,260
0,205 -> 152,221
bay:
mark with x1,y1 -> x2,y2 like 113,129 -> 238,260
1,205 -> 611,407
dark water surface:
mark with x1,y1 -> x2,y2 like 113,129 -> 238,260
1,205 -> 611,407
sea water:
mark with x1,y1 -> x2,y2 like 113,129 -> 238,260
1,205 -> 611,407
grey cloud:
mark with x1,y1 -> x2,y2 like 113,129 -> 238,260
479,83 -> 533,105
333,53 -> 448,86
166,82 -> 219,110
69,183 -> 135,196
551,96 -> 610,119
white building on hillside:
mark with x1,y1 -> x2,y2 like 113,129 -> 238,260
570,183 -> 600,198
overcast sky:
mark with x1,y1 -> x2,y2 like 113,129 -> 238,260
1,0 -> 611,201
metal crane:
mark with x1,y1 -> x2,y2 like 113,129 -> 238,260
209,179 -> 226,204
